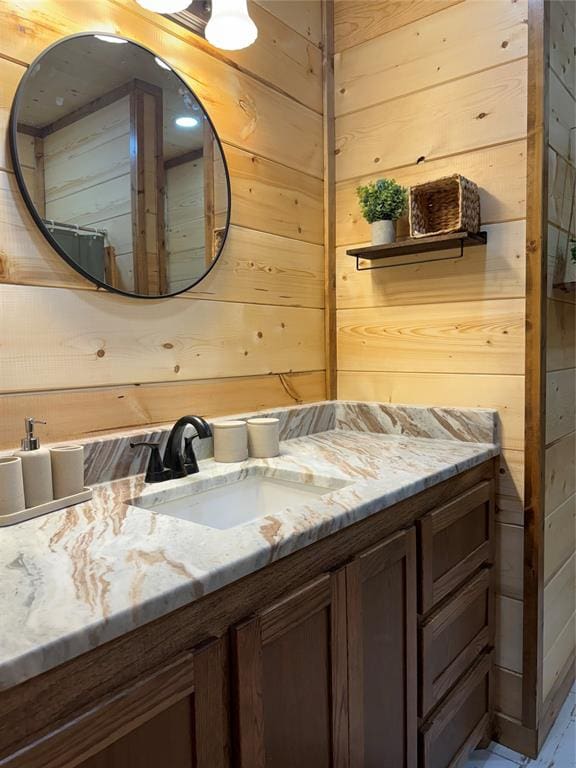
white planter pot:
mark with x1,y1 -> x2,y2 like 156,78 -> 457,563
371,219 -> 395,245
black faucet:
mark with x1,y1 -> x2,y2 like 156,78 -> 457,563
131,415 -> 212,483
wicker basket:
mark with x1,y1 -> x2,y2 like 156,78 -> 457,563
409,174 -> 480,238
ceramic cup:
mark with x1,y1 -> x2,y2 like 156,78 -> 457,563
213,421 -> 249,463
0,456 -> 26,517
50,445 -> 85,499
247,417 -> 280,458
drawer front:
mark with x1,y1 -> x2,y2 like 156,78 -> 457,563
419,568 -> 492,718
420,651 -> 492,768
418,480 -> 494,614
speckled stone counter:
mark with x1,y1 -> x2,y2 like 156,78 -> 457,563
0,401 -> 499,690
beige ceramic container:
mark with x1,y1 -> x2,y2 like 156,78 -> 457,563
213,421 -> 249,463
0,456 -> 26,517
50,445 -> 85,499
247,417 -> 280,458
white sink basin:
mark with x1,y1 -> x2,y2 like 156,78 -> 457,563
130,467 -> 349,530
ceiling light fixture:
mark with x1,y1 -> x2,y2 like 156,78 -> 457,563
94,35 -> 128,44
135,0 -> 191,13
175,116 -> 199,128
205,0 -> 258,51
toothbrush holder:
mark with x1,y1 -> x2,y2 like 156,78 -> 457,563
50,445 -> 85,499
247,417 -> 280,458
213,421 -> 249,463
0,456 -> 26,517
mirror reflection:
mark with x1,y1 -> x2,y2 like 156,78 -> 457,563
12,33 -> 230,297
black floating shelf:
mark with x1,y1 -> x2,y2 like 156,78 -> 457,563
347,231 -> 487,271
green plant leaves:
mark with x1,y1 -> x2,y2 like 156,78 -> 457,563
356,178 -> 408,223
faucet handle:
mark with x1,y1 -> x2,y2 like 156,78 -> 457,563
130,441 -> 172,484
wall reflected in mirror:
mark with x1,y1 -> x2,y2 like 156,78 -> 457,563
12,34 -> 230,297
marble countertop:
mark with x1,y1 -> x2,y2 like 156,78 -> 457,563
0,402 -> 499,691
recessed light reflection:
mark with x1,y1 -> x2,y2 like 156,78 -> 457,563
94,35 -> 128,44
175,116 -> 199,128
155,56 -> 171,71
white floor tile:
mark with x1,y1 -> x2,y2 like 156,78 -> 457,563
467,690 -> 576,768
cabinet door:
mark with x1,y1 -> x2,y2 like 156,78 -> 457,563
8,639 -> 230,768
347,528 -> 417,768
232,570 -> 349,768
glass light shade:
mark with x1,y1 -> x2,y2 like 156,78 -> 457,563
205,0 -> 258,50
135,0 -> 191,13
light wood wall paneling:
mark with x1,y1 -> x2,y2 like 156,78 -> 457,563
0,58 -> 26,172
189,226 -> 324,308
336,221 -> 526,310
338,370 -> 525,451
546,368 -> 576,445
496,595 -> 524,674
496,668 -> 523,721
0,170 -> 92,290
0,370 -> 326,450
497,450 -> 525,526
124,0 -> 323,112
334,0 -> 528,117
548,148 -> 576,234
549,0 -> 576,98
335,141 -> 528,247
548,226 -> 576,302
0,174 -> 325,307
1,59 -> 324,246
549,68 -> 576,162
0,285 -> 325,393
333,0 -> 463,53
547,299 -> 576,371
335,59 -> 528,182
545,430 -> 576,515
255,0 -> 323,48
543,553 -> 576,657
226,145 -> 324,245
0,1 -> 323,179
496,523 -> 525,600
544,493 -> 576,584
337,299 -> 525,376
543,611 -> 576,700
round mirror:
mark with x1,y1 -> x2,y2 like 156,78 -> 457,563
10,33 -> 231,298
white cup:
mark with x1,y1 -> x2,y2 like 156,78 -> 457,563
213,421 -> 248,463
50,445 -> 85,499
0,456 -> 26,517
247,417 -> 280,458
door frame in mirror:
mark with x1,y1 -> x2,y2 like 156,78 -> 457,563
9,31 -> 232,299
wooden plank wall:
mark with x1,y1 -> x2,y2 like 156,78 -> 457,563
0,0 -> 327,448
542,0 -> 576,706
333,0 -> 529,723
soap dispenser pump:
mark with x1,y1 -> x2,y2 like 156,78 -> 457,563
14,417 -> 54,508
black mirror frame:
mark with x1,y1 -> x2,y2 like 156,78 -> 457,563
9,31 -> 232,300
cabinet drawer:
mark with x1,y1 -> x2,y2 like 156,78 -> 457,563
418,481 -> 494,614
420,651 -> 492,768
419,568 -> 492,718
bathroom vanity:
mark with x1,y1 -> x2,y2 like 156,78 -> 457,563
0,402 -> 498,768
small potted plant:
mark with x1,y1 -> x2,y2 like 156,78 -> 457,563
356,178 -> 408,245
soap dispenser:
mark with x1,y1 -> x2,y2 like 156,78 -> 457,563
14,417 -> 54,508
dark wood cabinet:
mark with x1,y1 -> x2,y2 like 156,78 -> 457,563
1,461 -> 497,768
5,639 -> 230,768
232,569 -> 349,768
232,527 -> 418,768
418,480 -> 494,613
347,528 -> 417,768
